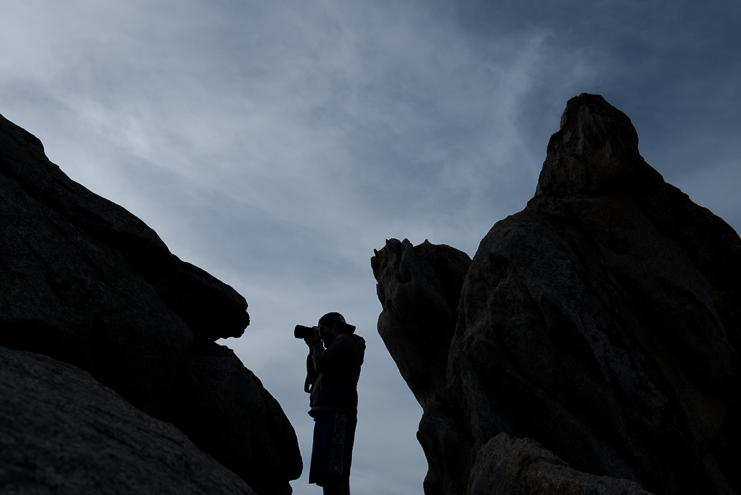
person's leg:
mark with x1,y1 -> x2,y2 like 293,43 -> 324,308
309,414 -> 332,488
322,475 -> 350,495
336,477 -> 350,495
314,413 -> 356,494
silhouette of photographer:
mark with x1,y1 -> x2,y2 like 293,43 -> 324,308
297,312 -> 365,495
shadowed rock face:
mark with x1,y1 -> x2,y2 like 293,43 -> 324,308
372,239 -> 471,408
372,94 -> 741,495
468,433 -> 651,495
0,114 -> 301,494
0,346 -> 256,495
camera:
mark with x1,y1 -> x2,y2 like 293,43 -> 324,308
294,325 -> 320,339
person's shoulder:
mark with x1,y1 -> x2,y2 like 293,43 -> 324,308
337,332 -> 364,347
336,332 -> 355,343
350,333 -> 366,352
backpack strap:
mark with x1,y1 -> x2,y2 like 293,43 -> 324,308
304,348 -> 316,393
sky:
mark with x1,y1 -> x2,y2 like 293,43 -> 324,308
1,1 -> 740,494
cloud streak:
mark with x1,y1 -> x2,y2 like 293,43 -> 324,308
2,1 -> 740,493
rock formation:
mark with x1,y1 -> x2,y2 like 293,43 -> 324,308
0,113 -> 302,494
372,94 -> 741,495
0,346 -> 256,495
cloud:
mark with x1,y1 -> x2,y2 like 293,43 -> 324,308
2,1 -> 740,494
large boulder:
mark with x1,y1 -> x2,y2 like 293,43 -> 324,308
0,113 -> 302,494
371,239 -> 471,408
372,94 -> 741,495
0,346 -> 256,495
468,433 -> 650,495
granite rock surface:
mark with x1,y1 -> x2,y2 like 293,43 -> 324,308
0,346 -> 257,495
0,113 -> 302,494
372,94 -> 740,495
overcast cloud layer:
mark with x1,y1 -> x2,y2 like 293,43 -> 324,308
2,1 -> 740,494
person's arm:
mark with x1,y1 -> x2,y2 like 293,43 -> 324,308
312,334 -> 355,373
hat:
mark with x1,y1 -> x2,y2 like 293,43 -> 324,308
318,312 -> 356,333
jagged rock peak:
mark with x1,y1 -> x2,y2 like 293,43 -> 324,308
371,238 -> 471,408
536,93 -> 663,197
372,94 -> 741,495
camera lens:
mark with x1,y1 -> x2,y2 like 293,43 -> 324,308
294,325 -> 316,339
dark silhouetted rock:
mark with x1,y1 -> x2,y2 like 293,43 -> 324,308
0,113 -> 301,494
372,239 -> 471,408
0,346 -> 256,495
468,433 -> 651,495
372,94 -> 741,495
168,343 -> 303,495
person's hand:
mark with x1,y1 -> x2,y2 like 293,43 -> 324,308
304,335 -> 320,347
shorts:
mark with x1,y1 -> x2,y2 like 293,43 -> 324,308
309,412 -> 357,486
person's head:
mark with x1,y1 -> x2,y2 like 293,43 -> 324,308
318,312 -> 355,343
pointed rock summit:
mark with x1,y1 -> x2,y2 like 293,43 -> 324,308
537,93 -> 660,196
372,94 -> 740,495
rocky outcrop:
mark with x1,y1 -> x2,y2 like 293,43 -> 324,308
0,346 -> 256,495
371,239 -> 471,408
468,433 -> 651,495
0,113 -> 302,494
372,94 -> 741,495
